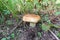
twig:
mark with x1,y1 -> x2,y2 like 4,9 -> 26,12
49,30 -> 60,40
10,20 -> 23,34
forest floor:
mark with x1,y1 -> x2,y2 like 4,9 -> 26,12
0,14 -> 60,40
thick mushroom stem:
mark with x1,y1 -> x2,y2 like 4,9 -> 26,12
30,22 -> 36,27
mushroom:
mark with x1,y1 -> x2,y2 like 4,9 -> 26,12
23,14 -> 40,27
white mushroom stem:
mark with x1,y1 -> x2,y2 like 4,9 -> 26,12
49,30 -> 60,40
30,22 -> 36,27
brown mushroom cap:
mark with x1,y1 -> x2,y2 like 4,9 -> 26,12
23,14 -> 40,23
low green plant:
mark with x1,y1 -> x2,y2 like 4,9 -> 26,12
42,23 -> 50,31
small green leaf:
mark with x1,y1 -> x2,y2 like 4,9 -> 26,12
38,32 -> 42,37
47,20 -> 51,24
6,20 -> 13,25
3,10 -> 10,15
11,33 -> 15,38
55,11 -> 60,16
1,38 -> 7,40
57,32 -> 60,38
0,15 -> 5,24
42,24 -> 50,31
54,25 -> 60,28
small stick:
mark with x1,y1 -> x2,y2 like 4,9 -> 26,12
49,30 -> 60,40
10,20 -> 23,34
